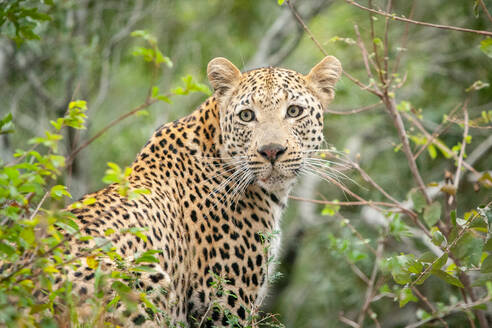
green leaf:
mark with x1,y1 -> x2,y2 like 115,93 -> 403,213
431,254 -> 448,270
396,101 -> 411,112
156,94 -> 172,103
451,231 -> 484,266
104,228 -> 115,236
399,287 -> 417,307
423,202 -> 441,227
410,189 -> 426,212
0,241 -> 16,256
278,0 -> 285,4
466,80 -> 490,92
135,250 -> 160,264
321,201 -> 340,216
430,228 -> 447,247
427,144 -> 437,159
20,228 -> 35,245
484,238 -> 492,252
480,38 -> 492,58
450,210 -> 457,226
431,269 -> 464,288
481,255 -> 492,273
419,251 -> 437,263
0,112 -> 15,135
50,185 -> 72,199
135,110 -> 150,117
111,280 -> 131,294
373,37 -> 383,49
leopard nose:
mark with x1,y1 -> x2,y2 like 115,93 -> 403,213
258,143 -> 287,163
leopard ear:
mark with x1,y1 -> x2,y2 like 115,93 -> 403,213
306,56 -> 342,107
207,57 -> 241,95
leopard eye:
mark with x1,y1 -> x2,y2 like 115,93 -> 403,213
286,105 -> 303,118
238,109 -> 255,122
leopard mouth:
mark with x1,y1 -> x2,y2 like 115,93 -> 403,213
257,170 -> 292,184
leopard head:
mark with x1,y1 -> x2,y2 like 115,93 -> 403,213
207,56 -> 342,192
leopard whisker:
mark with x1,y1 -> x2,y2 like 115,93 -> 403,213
304,161 -> 355,184
209,164 -> 251,210
230,171 -> 254,211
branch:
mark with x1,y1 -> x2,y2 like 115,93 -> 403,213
403,111 -> 481,177
247,0 -> 333,68
405,295 -> 491,328
289,195 -> 397,210
413,103 -> 460,161
357,241 -> 383,326
478,0 -> 492,25
346,1 -> 492,37
66,96 -> 161,166
285,0 -> 381,96
383,95 -> 431,205
453,102 -> 469,189
324,101 -> 382,115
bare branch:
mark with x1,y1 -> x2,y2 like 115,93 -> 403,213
324,102 -> 382,115
478,0 -> 492,24
247,0 -> 333,69
285,0 -> 381,96
453,102 -> 469,189
383,95 -> 431,204
357,241 -> 383,326
66,96 -> 160,166
346,1 -> 492,37
338,313 -> 360,328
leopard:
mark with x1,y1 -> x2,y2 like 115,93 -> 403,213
50,55 -> 342,327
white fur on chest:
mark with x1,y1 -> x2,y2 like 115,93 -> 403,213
255,193 -> 286,306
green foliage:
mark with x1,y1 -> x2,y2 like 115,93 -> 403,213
0,113 -> 14,135
131,30 -> 173,68
480,38 -> 492,58
0,0 -> 53,45
172,74 -> 212,96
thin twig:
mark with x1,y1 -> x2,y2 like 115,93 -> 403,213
453,102 -> 469,189
353,24 -> 377,85
66,97 -> 161,166
324,101 -> 382,115
346,1 -> 492,37
348,261 -> 370,284
368,0 -> 385,86
478,0 -> 492,24
357,241 -> 383,326
403,111 -> 480,177
334,212 -> 377,255
339,313 -> 360,328
391,1 -> 416,81
405,295 -> 491,328
28,191 -> 49,221
411,287 -> 449,327
413,103 -> 461,160
382,0 -> 393,85
289,195 -> 402,209
410,212 -> 480,289
285,0 -> 380,95
383,95 -> 431,205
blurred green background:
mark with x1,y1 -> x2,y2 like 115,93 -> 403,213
1,0 -> 491,327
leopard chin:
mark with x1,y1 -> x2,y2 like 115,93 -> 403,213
256,170 -> 296,192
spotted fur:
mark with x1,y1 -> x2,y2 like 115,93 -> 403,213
56,56 -> 341,327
